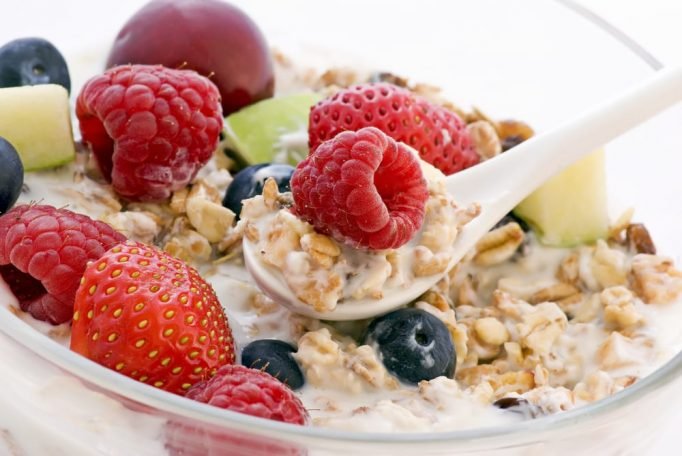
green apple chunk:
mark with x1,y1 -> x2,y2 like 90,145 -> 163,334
224,92 -> 321,166
0,84 -> 75,171
513,149 -> 608,247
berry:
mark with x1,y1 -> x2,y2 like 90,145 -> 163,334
291,127 -> 428,250
186,364 -> 308,425
0,38 -> 70,92
0,205 -> 125,324
308,82 -> 479,175
0,137 -> 23,214
106,0 -> 274,116
76,65 -> 223,202
241,339 -> 304,390
222,163 -> 294,219
364,308 -> 455,384
70,241 -> 235,395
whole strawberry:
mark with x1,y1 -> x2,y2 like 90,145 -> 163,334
308,82 -> 480,175
70,241 -> 235,395
292,127 -> 428,250
0,204 -> 125,325
76,65 -> 223,202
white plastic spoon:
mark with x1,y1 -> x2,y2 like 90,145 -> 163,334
243,66 -> 682,321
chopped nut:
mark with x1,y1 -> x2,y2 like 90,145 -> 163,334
473,222 -> 524,266
601,286 -> 643,330
186,197 -> 235,243
169,188 -> 189,214
626,224 -> 656,254
101,211 -> 161,244
163,229 -> 211,263
591,240 -> 628,289
528,282 -> 581,305
413,246 -> 450,277
473,317 -> 509,346
467,120 -> 501,160
517,302 -> 567,355
557,251 -> 580,285
630,254 -> 682,304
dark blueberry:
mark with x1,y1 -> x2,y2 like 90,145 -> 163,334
364,308 -> 455,385
222,163 -> 295,218
241,339 -> 304,390
0,137 -> 24,214
493,397 -> 542,419
0,38 -> 70,93
492,211 -> 530,232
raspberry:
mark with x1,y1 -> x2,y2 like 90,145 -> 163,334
186,364 -> 308,425
291,127 -> 428,250
308,82 -> 480,175
0,205 -> 126,324
71,241 -> 235,395
76,65 -> 223,202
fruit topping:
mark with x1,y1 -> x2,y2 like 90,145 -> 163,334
0,205 -> 125,324
0,37 -> 70,92
70,241 -> 235,395
186,364 -> 308,425
106,0 -> 274,116
224,92 -> 321,166
76,64 -> 223,202
308,82 -> 479,175
513,149 -> 608,247
0,137 -> 23,214
291,127 -> 428,250
0,84 -> 75,170
222,163 -> 294,218
241,339 -> 304,390
364,308 -> 455,384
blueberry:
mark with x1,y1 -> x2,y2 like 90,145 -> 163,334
364,308 -> 455,384
0,38 -> 70,93
222,163 -> 295,218
492,211 -> 530,232
241,339 -> 304,390
0,137 -> 24,214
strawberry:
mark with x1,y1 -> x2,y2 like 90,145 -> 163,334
70,241 -> 235,395
308,82 -> 480,175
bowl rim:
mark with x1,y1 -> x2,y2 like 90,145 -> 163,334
0,0 -> 680,449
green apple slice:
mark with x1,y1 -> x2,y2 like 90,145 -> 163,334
224,92 -> 321,166
513,149 -> 608,247
0,84 -> 75,170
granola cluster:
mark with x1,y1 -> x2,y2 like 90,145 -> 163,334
241,162 -> 478,313
297,214 -> 682,429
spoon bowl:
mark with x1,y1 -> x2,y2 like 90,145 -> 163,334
244,66 -> 682,321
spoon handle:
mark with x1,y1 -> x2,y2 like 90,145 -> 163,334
446,66 -> 682,215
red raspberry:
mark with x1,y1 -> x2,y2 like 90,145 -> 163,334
186,364 -> 308,425
291,127 -> 428,250
76,65 -> 223,202
308,82 -> 480,175
71,241 -> 235,395
0,205 -> 126,325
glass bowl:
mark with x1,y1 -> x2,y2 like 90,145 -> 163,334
0,0 -> 681,454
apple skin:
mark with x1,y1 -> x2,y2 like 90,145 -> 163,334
106,0 -> 274,116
